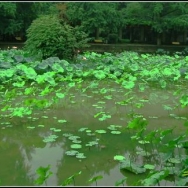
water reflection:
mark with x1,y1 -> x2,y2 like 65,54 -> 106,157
22,143 -> 64,186
0,81 -> 188,186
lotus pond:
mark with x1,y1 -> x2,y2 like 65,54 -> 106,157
1,50 -> 188,186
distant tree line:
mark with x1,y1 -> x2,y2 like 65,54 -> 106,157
1,2 -> 188,45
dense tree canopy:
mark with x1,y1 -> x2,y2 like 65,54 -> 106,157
1,2 -> 188,45
0,2 -> 56,40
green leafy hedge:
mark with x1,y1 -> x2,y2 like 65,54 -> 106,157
24,15 -> 90,60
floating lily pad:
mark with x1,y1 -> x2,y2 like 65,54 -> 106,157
78,127 -> 88,132
86,129 -> 92,133
114,155 -> 125,161
97,101 -> 106,104
58,119 -> 67,123
65,150 -> 79,156
27,126 -> 35,129
43,134 -> 58,143
50,128 -> 61,132
111,131 -> 121,134
107,125 -> 117,130
86,141 -> 98,147
104,95 -> 112,99
6,124 -> 13,128
68,136 -> 80,141
72,140 -> 82,143
98,114 -> 111,121
56,93 -> 65,99
71,144 -> 82,149
87,133 -> 95,136
63,133 -> 73,137
38,125 -> 45,127
95,129 -> 107,134
76,153 -> 86,159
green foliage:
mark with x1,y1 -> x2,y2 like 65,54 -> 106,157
35,165 -> 53,185
0,2 -> 55,37
24,15 -> 90,60
1,49 -> 188,186
115,177 -> 127,186
61,171 -> 82,186
88,175 -> 103,186
107,33 -> 119,44
141,170 -> 169,186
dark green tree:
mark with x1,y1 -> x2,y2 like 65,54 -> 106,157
65,2 -> 125,41
123,2 -> 188,45
0,2 -> 57,41
24,14 -> 90,60
0,2 -> 18,38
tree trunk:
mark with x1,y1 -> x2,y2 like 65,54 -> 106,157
162,32 -> 165,44
96,28 -> 100,39
140,27 -> 145,42
130,27 -> 134,42
157,33 -> 162,45
118,27 -> 122,41
184,30 -> 187,44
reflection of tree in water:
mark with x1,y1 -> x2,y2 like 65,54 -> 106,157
0,140 -> 34,186
0,125 -> 49,185
56,131 -> 133,186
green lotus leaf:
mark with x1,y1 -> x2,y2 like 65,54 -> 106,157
56,93 -> 65,99
58,119 -> 67,123
114,155 -> 125,161
63,133 -> 73,137
168,158 -> 181,164
76,153 -> 86,159
65,150 -> 79,156
78,127 -> 88,132
68,135 -> 80,141
111,131 -> 121,134
95,129 -> 107,134
70,144 -> 82,149
144,164 -> 155,170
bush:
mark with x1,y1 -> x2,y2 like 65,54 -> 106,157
155,48 -> 169,55
24,15 -> 90,60
119,39 -> 130,44
182,47 -> 188,56
107,33 -> 118,44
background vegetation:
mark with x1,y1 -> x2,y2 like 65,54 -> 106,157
1,2 -> 188,45
24,14 -> 90,60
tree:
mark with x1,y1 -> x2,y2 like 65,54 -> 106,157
0,2 -> 18,38
65,2 -> 124,41
0,2 -> 57,41
122,2 -> 188,45
24,15 -> 90,60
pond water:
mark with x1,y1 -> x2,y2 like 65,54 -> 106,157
0,80 -> 187,186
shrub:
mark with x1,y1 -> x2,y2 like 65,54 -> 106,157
182,47 -> 188,56
107,33 -> 118,44
119,39 -> 130,44
24,15 -> 90,60
155,48 -> 169,55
